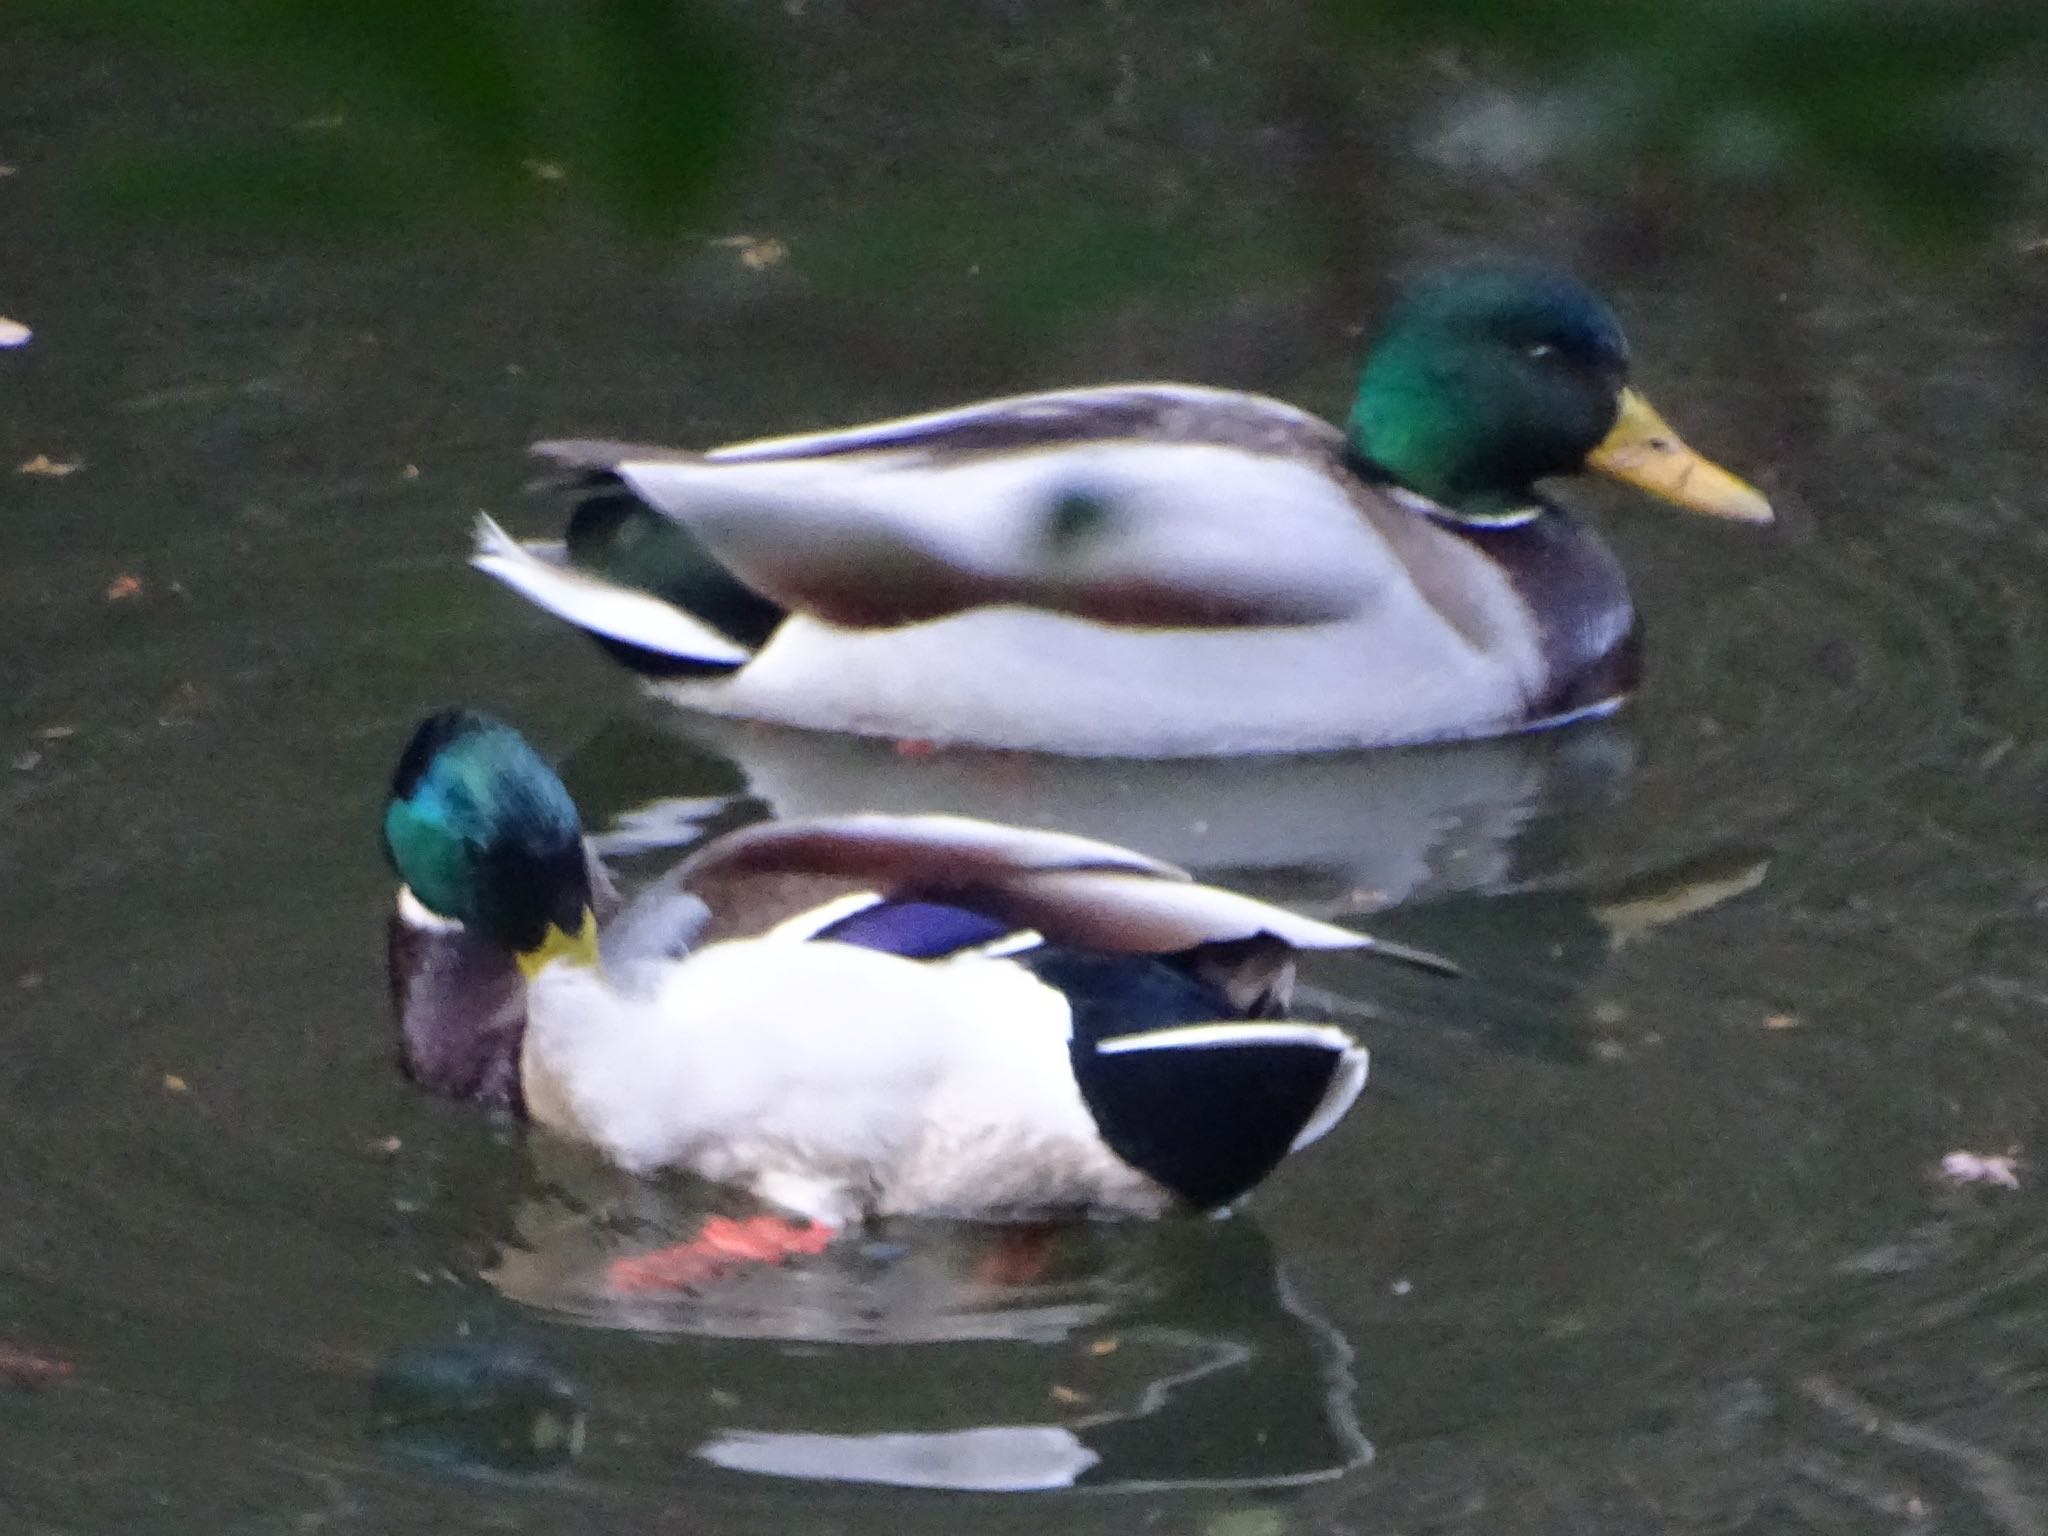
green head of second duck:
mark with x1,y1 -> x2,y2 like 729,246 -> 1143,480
381,709 -> 597,971
1349,262 -> 1771,525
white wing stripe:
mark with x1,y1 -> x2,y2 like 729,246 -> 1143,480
1094,1021 -> 1358,1056
763,890 -> 884,942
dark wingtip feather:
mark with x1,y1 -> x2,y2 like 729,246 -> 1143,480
531,438 -> 633,469
1363,934 -> 1462,979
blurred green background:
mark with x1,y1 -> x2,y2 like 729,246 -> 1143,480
28,0 -> 2048,264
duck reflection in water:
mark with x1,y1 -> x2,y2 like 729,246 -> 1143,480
484,1150 -> 1372,1493
558,714 -> 1766,1065
370,1337 -> 586,1476
561,706 -> 1638,917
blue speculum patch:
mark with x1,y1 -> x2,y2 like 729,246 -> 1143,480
814,899 -> 1015,959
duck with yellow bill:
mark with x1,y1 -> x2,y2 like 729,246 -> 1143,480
475,261 -> 1771,757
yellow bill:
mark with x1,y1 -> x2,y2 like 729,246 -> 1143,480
1587,389 -> 1773,524
517,907 -> 601,978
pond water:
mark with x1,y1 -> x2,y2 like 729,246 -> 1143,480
7,6 -> 2048,1533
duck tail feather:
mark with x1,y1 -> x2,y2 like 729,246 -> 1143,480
1077,1020 -> 1367,1208
1094,1020 -> 1368,1153
470,514 -> 754,670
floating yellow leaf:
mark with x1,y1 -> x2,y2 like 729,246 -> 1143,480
1594,853 -> 1770,950
19,454 -> 78,477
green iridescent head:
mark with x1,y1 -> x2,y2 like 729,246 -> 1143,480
382,709 -> 593,958
1350,262 -> 1772,524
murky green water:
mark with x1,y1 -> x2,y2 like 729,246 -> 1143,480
8,7 -> 2048,1532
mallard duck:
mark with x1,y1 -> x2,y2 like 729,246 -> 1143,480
473,262 -> 1770,757
382,709 -> 1456,1240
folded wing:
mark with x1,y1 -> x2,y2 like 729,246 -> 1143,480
678,812 -> 1457,979
517,386 -> 1383,637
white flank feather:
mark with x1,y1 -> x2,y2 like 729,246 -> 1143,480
656,583 -> 1543,757
522,938 -> 1165,1221
470,514 -> 752,665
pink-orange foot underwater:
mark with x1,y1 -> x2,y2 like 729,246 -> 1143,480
971,1223 -> 1065,1289
606,1215 -> 838,1295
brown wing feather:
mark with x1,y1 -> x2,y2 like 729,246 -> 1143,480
528,391 -> 1369,633
667,814 -> 1465,980
537,388 -> 1346,472
676,814 -> 1188,944
699,386 -> 1347,465
678,815 -> 1186,887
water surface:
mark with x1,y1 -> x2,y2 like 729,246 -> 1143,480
7,7 -> 2048,1532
